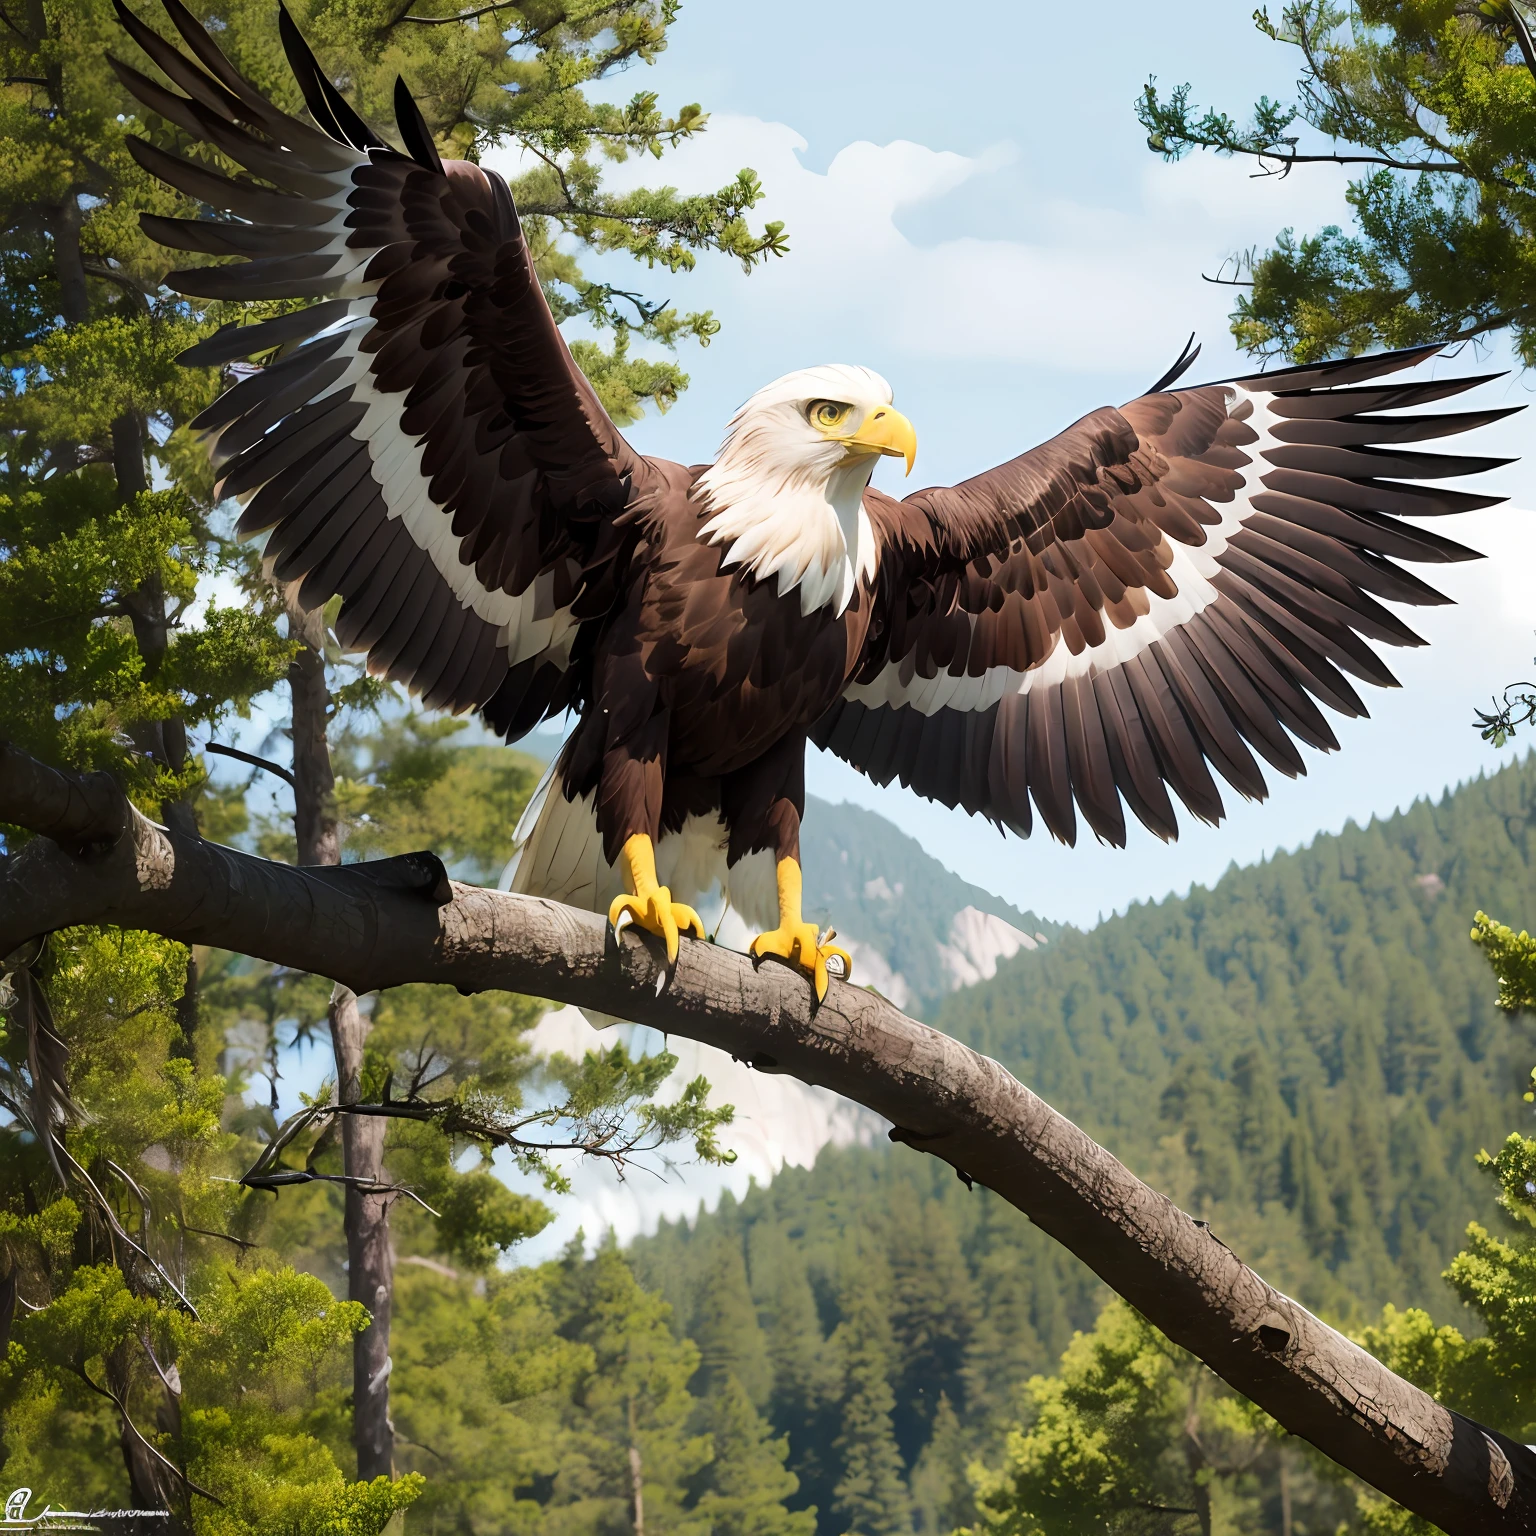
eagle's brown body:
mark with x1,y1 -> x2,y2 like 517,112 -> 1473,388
119,0 -> 1516,992
560,460 -> 874,874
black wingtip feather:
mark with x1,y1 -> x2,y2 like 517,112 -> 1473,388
1148,332 -> 1202,395
394,75 -> 444,173
278,1 -> 384,151
1213,342 -> 1445,394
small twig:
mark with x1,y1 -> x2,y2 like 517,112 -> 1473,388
57,1142 -> 198,1317
83,262 -> 154,307
177,1220 -> 257,1251
399,0 -> 528,22
396,1430 -> 452,1463
239,1166 -> 441,1216
203,741 -> 296,789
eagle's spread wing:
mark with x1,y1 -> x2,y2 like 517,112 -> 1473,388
818,347 -> 1517,845
114,0 -> 652,734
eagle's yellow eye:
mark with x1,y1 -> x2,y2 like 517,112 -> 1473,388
809,400 -> 851,430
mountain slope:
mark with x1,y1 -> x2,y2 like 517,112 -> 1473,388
935,753 -> 1536,1320
799,795 -> 1059,1016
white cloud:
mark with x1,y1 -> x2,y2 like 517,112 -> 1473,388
547,111 -> 1354,376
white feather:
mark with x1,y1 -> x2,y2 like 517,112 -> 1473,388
501,767 -> 778,935
693,364 -> 886,616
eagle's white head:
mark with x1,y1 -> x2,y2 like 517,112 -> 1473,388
692,363 -> 917,617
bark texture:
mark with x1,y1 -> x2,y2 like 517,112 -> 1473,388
286,601 -> 341,870
332,983 -> 393,1480
2,738 -> 1533,1536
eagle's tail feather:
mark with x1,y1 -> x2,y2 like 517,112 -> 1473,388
500,762 -> 622,914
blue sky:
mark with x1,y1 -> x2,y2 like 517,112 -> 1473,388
482,0 -> 1536,929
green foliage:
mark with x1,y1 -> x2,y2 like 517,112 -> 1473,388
1139,1 -> 1536,362
0,928 -> 401,1528
364,983 -> 556,1267
631,1152 -> 1083,1536
0,476 -> 291,805
937,756 -> 1536,1323
0,0 -> 289,818
1472,908 -> 1536,1014
690,1242 -> 773,1407
831,1255 -> 911,1536
967,1300 -> 1296,1536
551,1241 -> 714,1536
387,1259 -> 593,1530
692,1374 -> 816,1536
325,714 -> 544,882
380,1245 -> 815,1536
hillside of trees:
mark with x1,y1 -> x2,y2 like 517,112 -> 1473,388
630,753 -> 1536,1534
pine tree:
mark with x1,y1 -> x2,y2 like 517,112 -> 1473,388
830,1259 -> 910,1536
552,1241 -> 713,1536
387,1259 -> 592,1531
907,1396 -> 973,1536
754,1228 -> 844,1528
693,1374 -> 817,1536
0,927 -> 421,1530
887,1203 -> 976,1466
1138,2 -> 1536,364
691,1241 -> 773,1409
965,1300 -> 1294,1536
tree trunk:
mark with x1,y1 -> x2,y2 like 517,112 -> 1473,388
50,193 -> 88,329
284,600 -> 392,1479
628,1397 -> 645,1536
286,601 -> 340,868
4,742 -> 1536,1536
1183,1409 -> 1213,1536
333,982 -> 394,1481
106,1344 -> 185,1533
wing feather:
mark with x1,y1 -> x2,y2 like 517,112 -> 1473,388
821,347 -> 1512,845
120,0 -> 660,727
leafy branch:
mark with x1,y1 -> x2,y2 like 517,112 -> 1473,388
1137,0 -> 1536,364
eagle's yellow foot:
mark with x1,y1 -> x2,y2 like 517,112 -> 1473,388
749,857 -> 853,1002
608,833 -> 704,964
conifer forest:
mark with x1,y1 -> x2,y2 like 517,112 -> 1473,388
8,2 -> 1536,1534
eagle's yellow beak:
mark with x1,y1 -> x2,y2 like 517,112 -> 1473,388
844,406 -> 917,476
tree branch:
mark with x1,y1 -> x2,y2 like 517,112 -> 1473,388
203,740 -> 296,789
2,737 -> 1533,1535
75,1363 -> 224,1506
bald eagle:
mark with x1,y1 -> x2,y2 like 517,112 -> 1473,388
119,2 -> 1515,998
